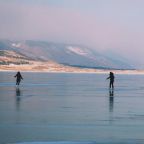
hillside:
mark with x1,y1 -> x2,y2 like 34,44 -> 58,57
0,39 -> 134,71
0,49 -> 101,72
0,50 -> 31,65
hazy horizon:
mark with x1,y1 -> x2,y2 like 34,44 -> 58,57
0,0 -> 144,68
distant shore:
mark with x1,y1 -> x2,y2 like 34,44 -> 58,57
0,63 -> 143,74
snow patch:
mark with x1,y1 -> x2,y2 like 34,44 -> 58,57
12,43 -> 21,48
67,46 -> 88,56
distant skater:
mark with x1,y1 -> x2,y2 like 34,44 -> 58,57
14,71 -> 23,86
107,72 -> 115,89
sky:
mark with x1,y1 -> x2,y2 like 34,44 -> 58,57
0,0 -> 144,67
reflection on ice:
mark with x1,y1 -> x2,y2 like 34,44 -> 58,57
16,88 -> 21,111
109,89 -> 114,124
109,89 -> 114,113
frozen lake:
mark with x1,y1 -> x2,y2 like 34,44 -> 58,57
1,72 -> 144,144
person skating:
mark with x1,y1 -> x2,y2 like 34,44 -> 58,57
14,71 -> 23,86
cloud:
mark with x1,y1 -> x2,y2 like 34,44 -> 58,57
0,2 -> 130,46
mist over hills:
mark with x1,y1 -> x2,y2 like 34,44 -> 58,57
0,39 -> 134,70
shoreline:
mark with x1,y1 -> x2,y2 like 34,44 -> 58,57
0,62 -> 143,75
0,68 -> 144,75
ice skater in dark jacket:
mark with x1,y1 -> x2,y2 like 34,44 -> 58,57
14,71 -> 23,86
107,72 -> 115,89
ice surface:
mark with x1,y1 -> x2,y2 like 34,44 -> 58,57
1,72 -> 144,144
15,142 -> 95,144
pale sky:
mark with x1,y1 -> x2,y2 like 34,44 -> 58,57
0,0 -> 144,67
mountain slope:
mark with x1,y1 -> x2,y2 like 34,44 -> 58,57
0,40 -> 134,70
0,50 -> 31,65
